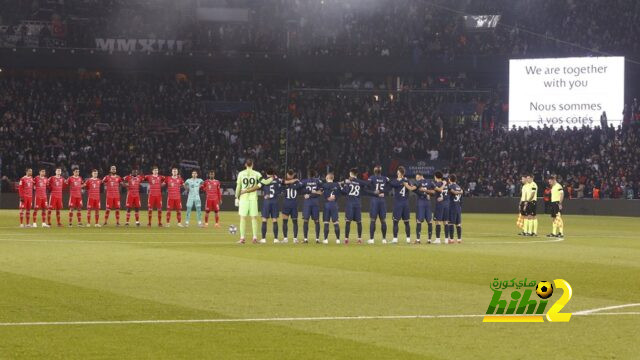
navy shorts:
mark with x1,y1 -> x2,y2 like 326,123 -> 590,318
261,200 -> 279,219
303,202 -> 320,221
393,202 -> 410,221
449,206 -> 462,225
281,201 -> 298,219
434,203 -> 450,222
369,199 -> 387,220
416,201 -> 432,222
345,202 -> 362,222
323,203 -> 339,222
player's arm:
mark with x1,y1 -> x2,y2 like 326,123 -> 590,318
557,186 -> 564,209
404,180 -> 417,191
235,177 -> 242,199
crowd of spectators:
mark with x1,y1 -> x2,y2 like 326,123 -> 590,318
1,74 -> 639,199
2,0 -> 640,59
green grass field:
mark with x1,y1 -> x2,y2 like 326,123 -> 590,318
0,209 -> 638,359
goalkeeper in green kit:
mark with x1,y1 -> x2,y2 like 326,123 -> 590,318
235,159 -> 272,244
184,170 -> 204,227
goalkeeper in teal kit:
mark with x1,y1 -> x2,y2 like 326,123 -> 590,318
184,170 -> 204,227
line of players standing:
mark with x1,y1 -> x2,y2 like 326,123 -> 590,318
257,165 -> 463,245
17,165 -> 223,228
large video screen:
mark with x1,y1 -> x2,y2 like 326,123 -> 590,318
509,56 -> 625,128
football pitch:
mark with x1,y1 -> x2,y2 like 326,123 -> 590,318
0,210 -> 638,359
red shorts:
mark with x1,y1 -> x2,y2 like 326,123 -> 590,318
148,195 -> 162,209
68,196 -> 83,208
34,197 -> 48,210
105,196 -> 121,210
20,197 -> 33,210
126,195 -> 141,208
205,199 -> 220,212
167,198 -> 182,210
49,196 -> 63,210
87,198 -> 101,210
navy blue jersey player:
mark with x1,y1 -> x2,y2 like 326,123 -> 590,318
320,172 -> 341,244
367,166 -> 389,244
341,168 -> 370,244
414,173 -> 435,244
448,174 -> 463,244
388,166 -> 414,244
261,169 -> 282,243
281,169 -> 304,243
299,169 -> 323,243
433,171 -> 450,244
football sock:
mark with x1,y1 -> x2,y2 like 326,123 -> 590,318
323,223 -> 330,240
557,216 -> 564,234
105,210 -> 110,223
215,212 -> 219,223
450,224 -> 455,238
303,221 -> 309,239
251,218 -> 258,238
116,210 -> 121,223
239,217 -> 246,238
416,222 -> 422,240
404,221 -> 410,237
533,219 -> 538,234
196,207 -> 202,222
393,220 -> 399,238
444,224 -> 449,239
77,211 -> 81,223
126,210 -> 131,223
552,222 -> 558,235
282,218 -> 289,237
157,210 -> 162,224
68,211 -> 73,224
292,220 -> 298,238
95,211 -> 99,224
334,223 -> 340,239
261,221 -> 267,239
87,211 -> 92,224
456,225 -> 462,239
381,222 -> 387,239
315,221 -> 320,239
369,221 -> 375,239
273,221 -> 278,239
428,222 -> 433,239
135,210 -> 139,222
166,211 -> 171,223
185,208 -> 191,223
436,224 -> 441,238
205,211 -> 210,223
357,222 -> 362,238
56,210 -> 61,224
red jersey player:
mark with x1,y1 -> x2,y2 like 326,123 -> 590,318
85,169 -> 102,226
18,168 -> 34,227
102,165 -> 123,226
33,169 -> 49,227
66,168 -> 84,226
145,166 -> 165,226
123,168 -> 144,226
202,170 -> 222,227
47,168 -> 65,226
164,167 -> 184,227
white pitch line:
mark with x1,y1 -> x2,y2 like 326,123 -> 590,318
0,236 -> 565,246
573,303 -> 640,315
0,310 -> 639,327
